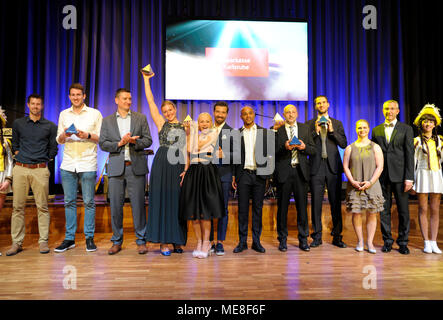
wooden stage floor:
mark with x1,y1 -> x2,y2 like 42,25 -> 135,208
0,196 -> 442,300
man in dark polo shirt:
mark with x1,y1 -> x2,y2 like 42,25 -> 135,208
5,93 -> 58,256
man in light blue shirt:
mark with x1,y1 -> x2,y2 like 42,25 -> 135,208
99,88 -> 152,255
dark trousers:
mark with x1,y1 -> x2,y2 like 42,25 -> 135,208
276,166 -> 309,243
237,172 -> 266,244
310,159 -> 343,240
380,180 -> 410,246
210,180 -> 231,242
108,165 -> 147,245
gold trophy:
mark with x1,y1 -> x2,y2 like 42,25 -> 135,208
140,64 -> 154,75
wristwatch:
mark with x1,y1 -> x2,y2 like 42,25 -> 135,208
87,133 -> 91,139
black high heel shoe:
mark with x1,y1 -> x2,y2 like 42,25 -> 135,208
173,244 -> 184,254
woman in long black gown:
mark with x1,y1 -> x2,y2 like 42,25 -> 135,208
142,71 -> 187,256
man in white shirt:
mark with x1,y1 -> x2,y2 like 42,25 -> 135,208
54,83 -> 103,253
232,106 -> 273,254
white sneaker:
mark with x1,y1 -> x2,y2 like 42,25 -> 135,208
430,241 -> 442,254
423,240 -> 432,254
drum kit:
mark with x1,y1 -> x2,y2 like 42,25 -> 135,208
264,176 -> 276,199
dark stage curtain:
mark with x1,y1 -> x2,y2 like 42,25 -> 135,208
400,1 -> 443,124
0,0 -> 442,184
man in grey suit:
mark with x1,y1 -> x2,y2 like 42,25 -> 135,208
99,88 -> 152,255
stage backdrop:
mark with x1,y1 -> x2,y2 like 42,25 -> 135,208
0,0 -> 442,185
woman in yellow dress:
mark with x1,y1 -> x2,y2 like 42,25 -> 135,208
0,107 -> 13,256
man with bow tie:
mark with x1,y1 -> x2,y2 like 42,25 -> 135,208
371,100 -> 414,254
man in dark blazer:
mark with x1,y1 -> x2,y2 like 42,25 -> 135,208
209,101 -> 234,256
99,88 -> 152,255
232,106 -> 274,254
274,104 -> 316,252
306,96 -> 347,248
371,99 -> 414,254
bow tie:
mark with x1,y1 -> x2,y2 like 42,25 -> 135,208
384,123 -> 394,128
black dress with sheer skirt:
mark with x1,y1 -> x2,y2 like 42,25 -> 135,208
179,152 -> 225,221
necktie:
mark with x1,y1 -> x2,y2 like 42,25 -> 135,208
320,125 -> 328,159
290,125 -> 297,164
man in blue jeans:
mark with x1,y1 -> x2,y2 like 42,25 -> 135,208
54,83 -> 103,252
209,101 -> 234,255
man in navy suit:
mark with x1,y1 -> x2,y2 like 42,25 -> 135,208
232,106 -> 274,254
274,104 -> 316,252
371,100 -> 414,254
209,101 -> 233,255
306,96 -> 347,248
99,88 -> 152,255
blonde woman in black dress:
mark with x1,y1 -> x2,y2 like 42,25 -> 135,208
180,113 -> 225,258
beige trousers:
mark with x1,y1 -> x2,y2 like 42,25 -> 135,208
11,165 -> 50,245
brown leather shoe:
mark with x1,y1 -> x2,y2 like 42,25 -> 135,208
137,244 -> 148,254
108,244 -> 122,255
6,243 -> 23,256
39,242 -> 50,254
